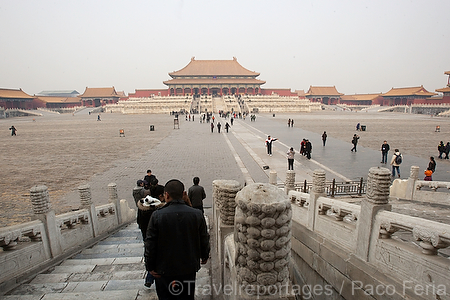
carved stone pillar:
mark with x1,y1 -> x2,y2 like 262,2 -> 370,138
405,166 -> 420,200
269,170 -> 277,185
78,184 -> 98,237
356,167 -> 392,261
108,183 -> 121,224
30,185 -> 61,257
213,180 -> 242,226
284,170 -> 295,195
234,183 -> 292,297
308,169 -> 327,230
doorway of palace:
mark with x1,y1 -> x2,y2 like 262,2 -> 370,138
211,88 -> 220,96
222,88 -> 229,95
231,87 -> 237,95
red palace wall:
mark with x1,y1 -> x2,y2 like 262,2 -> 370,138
128,89 -> 170,98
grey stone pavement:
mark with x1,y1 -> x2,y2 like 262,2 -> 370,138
4,112 -> 450,299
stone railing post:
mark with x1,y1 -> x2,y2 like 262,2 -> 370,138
108,183 -> 122,224
284,170 -> 295,195
307,169 -> 326,230
30,185 -> 61,257
234,183 -> 292,299
213,179 -> 242,287
79,184 -> 99,237
405,166 -> 419,200
356,167 -> 392,261
269,170 -> 277,185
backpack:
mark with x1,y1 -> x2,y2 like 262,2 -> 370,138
394,154 -> 402,165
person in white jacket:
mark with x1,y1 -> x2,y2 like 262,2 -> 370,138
390,149 -> 403,178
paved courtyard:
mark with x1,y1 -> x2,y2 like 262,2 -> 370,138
1,109 -> 450,227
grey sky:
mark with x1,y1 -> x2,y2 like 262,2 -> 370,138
1,0 -> 449,96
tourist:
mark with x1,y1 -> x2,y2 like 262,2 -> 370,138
291,119 -> 294,127
438,141 -> 445,159
144,170 -> 156,189
428,156 -> 436,173
288,119 -> 291,127
265,135 -> 278,156
356,122 -> 360,131
351,134 -> 360,152
231,117 -> 234,125
445,142 -> 450,159
381,140 -> 390,164
305,139 -> 312,160
9,125 -> 17,136
210,122 -> 214,133
145,179 -> 210,299
132,180 -> 151,240
322,131 -> 327,146
225,122 -> 230,133
424,168 -> 433,181
390,149 -> 403,178
217,122 -> 221,133
188,177 -> 206,213
287,147 -> 295,170
300,138 -> 306,155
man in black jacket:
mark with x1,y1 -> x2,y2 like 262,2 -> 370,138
145,179 -> 210,299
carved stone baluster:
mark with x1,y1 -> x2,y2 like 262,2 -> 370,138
284,170 -> 295,195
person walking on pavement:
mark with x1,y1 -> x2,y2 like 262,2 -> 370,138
217,122 -> 221,133
438,141 -> 445,159
287,147 -> 295,170
287,119 -> 291,127
145,179 -> 210,299
304,139 -> 312,159
428,156 -> 436,173
225,122 -> 230,133
390,149 -> 403,178
265,135 -> 278,156
210,122 -> 214,133
322,131 -> 327,146
381,140 -> 390,164
188,177 -> 207,213
9,125 -> 17,136
445,142 -> 450,159
351,134 -> 360,152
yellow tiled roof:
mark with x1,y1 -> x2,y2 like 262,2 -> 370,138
382,86 -> 436,97
169,57 -> 260,77
436,87 -> 450,93
305,86 -> 343,96
79,87 -> 119,98
445,71 -> 450,75
340,94 -> 381,101
0,88 -> 33,99
163,78 -> 265,85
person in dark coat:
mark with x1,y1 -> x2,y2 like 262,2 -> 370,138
188,177 -> 206,213
445,142 -> 450,159
428,157 -> 436,173
351,134 -> 360,152
438,141 -> 445,159
9,126 -> 17,136
322,131 -> 327,146
225,122 -> 230,133
381,140 -> 390,164
145,179 -> 210,300
304,139 -> 312,159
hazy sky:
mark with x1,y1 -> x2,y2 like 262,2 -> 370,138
1,0 -> 449,96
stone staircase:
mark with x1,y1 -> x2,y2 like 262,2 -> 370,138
3,222 -> 211,300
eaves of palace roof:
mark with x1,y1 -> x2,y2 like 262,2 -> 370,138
305,86 -> 343,96
0,88 -> 34,99
36,96 -> 81,103
436,87 -> 450,93
163,78 -> 266,85
381,86 -> 436,97
169,57 -> 260,77
445,71 -> 450,75
341,93 -> 381,101
79,87 -> 119,98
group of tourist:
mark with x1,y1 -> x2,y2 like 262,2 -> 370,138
133,170 -> 209,299
437,141 -> 450,159
287,118 -> 294,127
